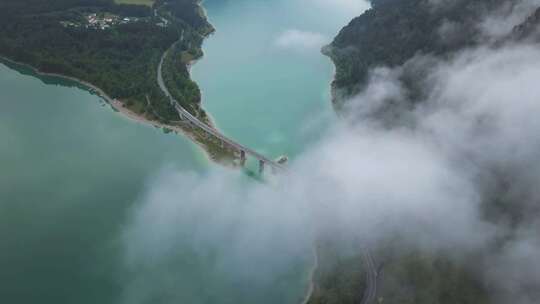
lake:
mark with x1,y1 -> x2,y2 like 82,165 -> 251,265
0,0 -> 368,303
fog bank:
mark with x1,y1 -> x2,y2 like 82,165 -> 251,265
120,2 -> 540,303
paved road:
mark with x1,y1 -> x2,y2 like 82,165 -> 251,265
361,250 -> 378,304
157,44 -> 286,171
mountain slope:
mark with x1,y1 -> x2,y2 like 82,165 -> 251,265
324,0 -> 538,107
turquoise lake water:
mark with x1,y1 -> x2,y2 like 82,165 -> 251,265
0,1 -> 368,303
193,0 -> 364,158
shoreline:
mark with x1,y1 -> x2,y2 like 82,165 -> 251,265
186,0 -> 217,123
0,55 -> 221,164
299,46 -> 342,304
321,44 -> 344,112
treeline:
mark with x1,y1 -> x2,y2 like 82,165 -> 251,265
366,246 -> 490,304
0,0 -> 207,123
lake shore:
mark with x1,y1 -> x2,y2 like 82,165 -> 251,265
0,55 -> 235,166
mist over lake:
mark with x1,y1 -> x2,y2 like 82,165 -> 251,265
0,0 -> 369,303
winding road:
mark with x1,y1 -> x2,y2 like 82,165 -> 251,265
361,250 -> 378,304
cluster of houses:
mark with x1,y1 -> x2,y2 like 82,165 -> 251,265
85,13 -> 138,30
61,13 -> 168,30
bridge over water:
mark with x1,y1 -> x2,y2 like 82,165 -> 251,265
157,48 -> 286,173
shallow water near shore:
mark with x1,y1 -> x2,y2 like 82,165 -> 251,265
0,1 -> 368,303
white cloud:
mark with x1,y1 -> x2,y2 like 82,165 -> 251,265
119,4 -> 540,303
479,0 -> 539,40
274,29 -> 328,51
120,40 -> 540,304
311,0 -> 370,15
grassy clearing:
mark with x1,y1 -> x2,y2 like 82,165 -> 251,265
114,0 -> 154,7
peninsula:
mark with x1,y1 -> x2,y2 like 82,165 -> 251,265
0,0 -> 240,163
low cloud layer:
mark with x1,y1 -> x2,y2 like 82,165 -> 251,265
342,40 -> 540,303
312,0 -> 370,13
479,0 -> 539,40
274,29 -> 328,51
120,2 -> 540,304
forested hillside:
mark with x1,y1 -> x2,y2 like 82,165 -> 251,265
513,6 -> 540,40
0,0 -> 210,122
324,0 -> 534,107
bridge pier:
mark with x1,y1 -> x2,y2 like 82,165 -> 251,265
240,150 -> 246,167
259,160 -> 265,175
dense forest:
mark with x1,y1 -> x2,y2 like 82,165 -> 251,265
162,41 -> 204,117
325,0 -> 529,106
160,0 -> 212,31
0,0 -> 210,123
307,240 -> 368,304
308,241 -> 490,304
